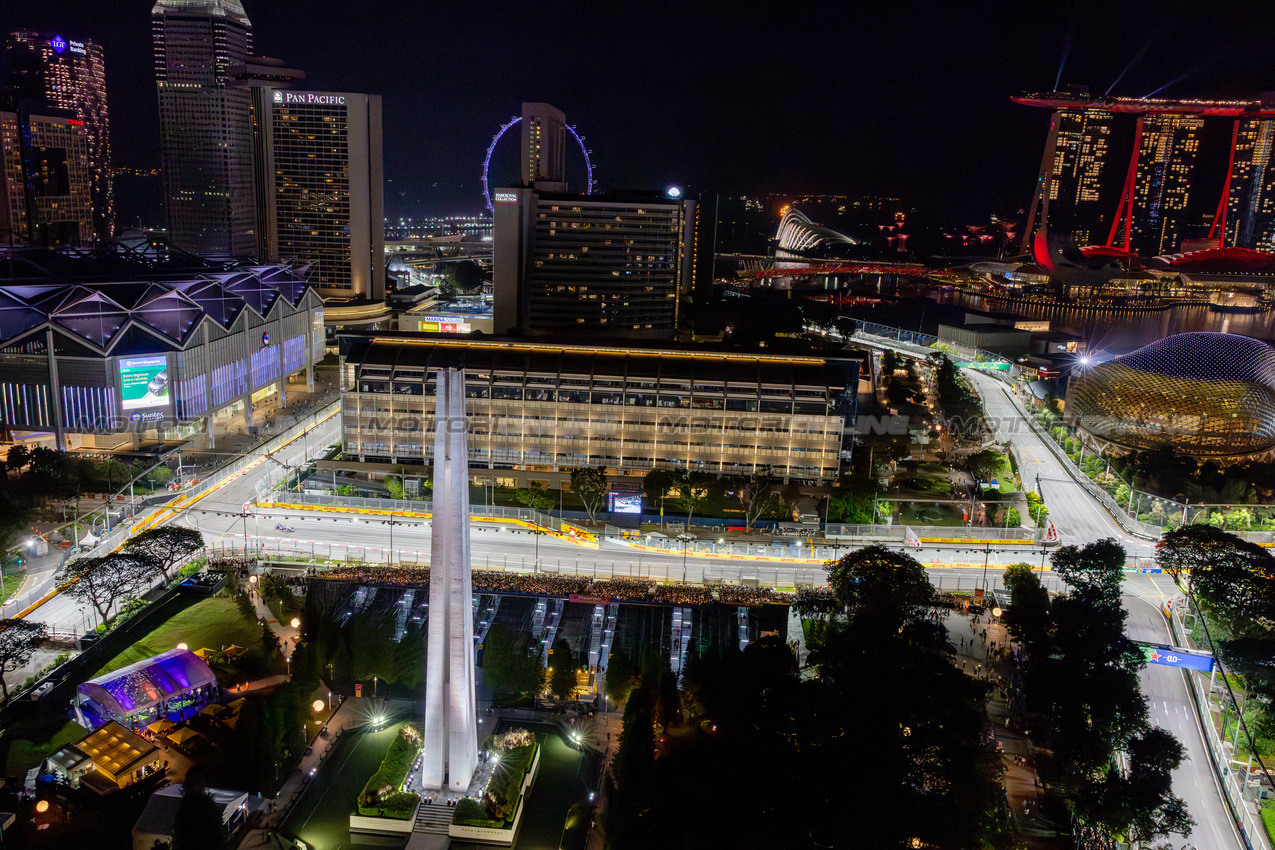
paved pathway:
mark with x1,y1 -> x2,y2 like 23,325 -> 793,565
235,686 -> 359,849
945,608 -> 1064,848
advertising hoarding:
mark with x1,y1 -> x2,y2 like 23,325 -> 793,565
1142,645 -> 1214,673
119,355 -> 170,411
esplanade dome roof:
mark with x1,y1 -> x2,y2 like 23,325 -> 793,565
1117,332 -> 1275,387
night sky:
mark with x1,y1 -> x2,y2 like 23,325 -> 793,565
4,1 -> 1275,224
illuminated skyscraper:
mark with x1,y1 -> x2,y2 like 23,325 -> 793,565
1043,108 -> 1113,245
5,32 -> 113,240
521,102 -> 567,191
248,89 -> 385,301
151,0 -> 254,255
1129,113 -> 1205,255
1224,118 -> 1275,251
0,110 -> 93,245
493,188 -> 695,339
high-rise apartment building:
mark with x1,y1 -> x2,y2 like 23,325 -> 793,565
521,102 -> 567,191
493,188 -> 695,339
6,32 -> 113,240
151,0 -> 255,256
1129,113 -> 1205,255
247,89 -> 385,301
0,110 -> 93,245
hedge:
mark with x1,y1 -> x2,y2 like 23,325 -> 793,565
483,742 -> 537,822
453,797 -> 505,829
358,726 -> 421,809
358,791 -> 420,819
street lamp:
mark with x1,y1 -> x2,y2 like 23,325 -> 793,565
385,512 -> 403,565
530,526 -> 548,572
675,533 -> 695,583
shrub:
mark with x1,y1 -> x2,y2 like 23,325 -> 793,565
357,725 -> 422,810
482,740 -> 537,822
359,791 -> 419,819
454,797 -> 503,828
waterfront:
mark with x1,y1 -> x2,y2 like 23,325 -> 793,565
839,286 -> 1275,355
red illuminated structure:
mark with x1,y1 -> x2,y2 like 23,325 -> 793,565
1016,90 -> 1275,259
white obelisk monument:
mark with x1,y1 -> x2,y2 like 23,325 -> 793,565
421,367 -> 478,790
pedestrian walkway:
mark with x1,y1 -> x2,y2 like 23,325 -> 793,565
235,686 -> 357,850
945,608 -> 1063,848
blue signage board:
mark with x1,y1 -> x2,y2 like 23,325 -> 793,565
1142,645 -> 1214,673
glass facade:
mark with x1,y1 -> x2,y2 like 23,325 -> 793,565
1070,332 -> 1275,456
152,0 -> 255,255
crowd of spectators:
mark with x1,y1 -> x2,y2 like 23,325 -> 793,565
792,587 -> 840,618
314,565 -> 808,607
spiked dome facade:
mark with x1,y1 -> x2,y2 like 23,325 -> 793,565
1069,332 -> 1275,457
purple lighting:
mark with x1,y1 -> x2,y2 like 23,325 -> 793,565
50,35 -> 66,54
481,115 -> 596,212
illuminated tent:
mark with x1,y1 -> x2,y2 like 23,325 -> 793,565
76,648 -> 217,723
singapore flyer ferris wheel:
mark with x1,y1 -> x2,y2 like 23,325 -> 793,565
481,116 -> 595,213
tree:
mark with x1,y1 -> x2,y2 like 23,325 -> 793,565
674,469 -> 711,525
0,619 -> 47,702
384,474 -> 404,500
569,465 -> 608,523
170,772 -> 228,850
514,481 -> 555,512
549,638 -> 577,700
734,465 -> 778,531
5,445 -> 29,472
992,506 -> 1021,528
1157,524 -> 1275,634
1052,538 -> 1126,609
826,545 -> 934,634
962,448 -> 1003,484
449,259 -> 484,293
1001,563 -> 1049,650
1080,727 -> 1193,845
123,526 -> 205,582
642,468 -> 677,514
604,650 -> 640,708
482,624 -> 541,697
56,553 -> 154,625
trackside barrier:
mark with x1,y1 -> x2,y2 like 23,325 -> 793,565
203,541 -> 1073,593
1167,601 -> 1270,850
9,400 -> 343,621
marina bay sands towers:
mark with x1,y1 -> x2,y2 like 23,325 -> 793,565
421,368 -> 479,791
1015,89 -> 1275,257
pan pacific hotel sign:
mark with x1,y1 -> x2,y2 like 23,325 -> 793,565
272,90 -> 347,106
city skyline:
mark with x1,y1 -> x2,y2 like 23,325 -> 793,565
4,1 -> 1275,224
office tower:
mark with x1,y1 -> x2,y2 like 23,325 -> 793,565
493,188 -> 695,339
6,32 -> 113,240
421,368 -> 479,792
151,0 -> 254,256
230,57 -> 305,262
1223,118 -> 1275,251
249,89 -> 385,301
0,110 -> 93,246
1128,113 -> 1205,255
521,102 -> 566,190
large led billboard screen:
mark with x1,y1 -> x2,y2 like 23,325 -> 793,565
119,355 -> 170,411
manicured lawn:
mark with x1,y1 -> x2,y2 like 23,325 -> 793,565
92,596 -> 261,678
992,455 -> 1018,492
2,715 -> 84,774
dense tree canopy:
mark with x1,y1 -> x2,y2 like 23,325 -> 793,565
826,544 -> 934,634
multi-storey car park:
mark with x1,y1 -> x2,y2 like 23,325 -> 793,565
338,332 -> 858,487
